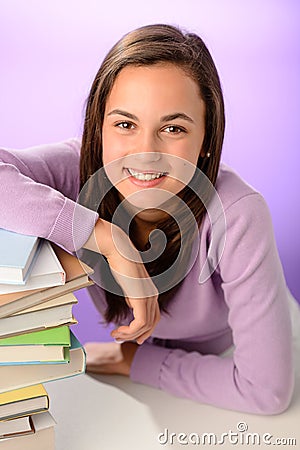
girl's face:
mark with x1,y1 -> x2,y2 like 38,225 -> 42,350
102,63 -> 206,221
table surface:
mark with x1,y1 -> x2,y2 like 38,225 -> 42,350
45,363 -> 300,450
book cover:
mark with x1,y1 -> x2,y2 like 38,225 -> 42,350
0,384 -> 49,421
0,241 -> 65,295
0,229 -> 40,285
0,325 -> 70,346
0,326 -> 71,364
0,331 -> 86,394
0,322 -> 71,348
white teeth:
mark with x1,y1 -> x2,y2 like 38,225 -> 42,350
127,168 -> 165,181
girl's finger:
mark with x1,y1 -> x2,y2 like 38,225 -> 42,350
112,302 -> 160,343
111,295 -> 160,342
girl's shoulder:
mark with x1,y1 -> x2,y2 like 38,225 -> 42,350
215,162 -> 263,212
29,136 -> 82,161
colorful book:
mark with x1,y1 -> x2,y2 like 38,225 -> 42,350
0,331 -> 85,394
0,240 -> 65,295
0,293 -> 78,339
0,245 -> 93,318
0,385 -> 49,421
0,411 -> 56,450
0,326 -> 71,364
0,229 -> 40,285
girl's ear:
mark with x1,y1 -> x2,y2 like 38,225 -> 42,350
198,149 -> 206,159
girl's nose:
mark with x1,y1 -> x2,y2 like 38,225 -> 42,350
133,132 -> 162,162
134,151 -> 161,163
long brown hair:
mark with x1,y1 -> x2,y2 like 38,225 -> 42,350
79,24 -> 225,324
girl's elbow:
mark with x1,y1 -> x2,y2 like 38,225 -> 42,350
250,377 -> 295,415
235,365 -> 295,415
264,385 -> 294,415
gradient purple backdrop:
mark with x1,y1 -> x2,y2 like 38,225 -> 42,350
1,1 -> 299,343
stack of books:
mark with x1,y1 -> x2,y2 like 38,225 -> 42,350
0,229 -> 94,449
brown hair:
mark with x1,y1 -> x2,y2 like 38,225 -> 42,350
79,24 -> 225,324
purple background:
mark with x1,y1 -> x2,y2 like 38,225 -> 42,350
1,1 -> 299,343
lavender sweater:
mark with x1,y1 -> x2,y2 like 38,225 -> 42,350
0,138 -> 294,414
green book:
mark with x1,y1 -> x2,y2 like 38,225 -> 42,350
0,331 -> 85,394
0,326 -> 71,365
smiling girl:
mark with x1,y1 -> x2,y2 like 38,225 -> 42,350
1,24 -> 298,415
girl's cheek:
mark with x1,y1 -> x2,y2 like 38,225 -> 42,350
103,136 -> 129,163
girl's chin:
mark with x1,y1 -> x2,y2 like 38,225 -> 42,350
121,199 -> 168,222
135,208 -> 169,222
115,181 -> 186,218
119,187 -> 173,210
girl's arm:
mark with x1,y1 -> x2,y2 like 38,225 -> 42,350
0,138 -> 98,251
129,194 -> 294,414
83,219 -> 160,344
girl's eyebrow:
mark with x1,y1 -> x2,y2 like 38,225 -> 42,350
107,109 -> 138,121
107,109 -> 195,124
160,112 -> 194,124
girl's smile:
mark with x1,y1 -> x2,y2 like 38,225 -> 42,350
124,167 -> 168,187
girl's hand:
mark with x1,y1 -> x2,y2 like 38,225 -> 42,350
84,341 -> 138,376
83,219 -> 160,344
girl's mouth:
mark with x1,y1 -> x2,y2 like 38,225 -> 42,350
125,168 -> 168,186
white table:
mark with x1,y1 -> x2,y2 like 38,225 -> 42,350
45,366 -> 300,450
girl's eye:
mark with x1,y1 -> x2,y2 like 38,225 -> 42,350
163,125 -> 185,134
116,121 -> 134,130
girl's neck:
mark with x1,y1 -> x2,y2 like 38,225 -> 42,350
130,216 -> 156,251
124,202 -> 170,250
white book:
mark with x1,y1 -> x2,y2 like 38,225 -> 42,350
0,415 -> 33,439
12,291 -> 77,315
0,229 -> 40,285
0,246 -> 93,319
0,241 -> 65,295
0,293 -> 78,338
0,411 -> 56,450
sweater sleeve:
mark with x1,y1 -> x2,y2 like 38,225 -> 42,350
130,193 -> 294,415
0,138 -> 99,252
